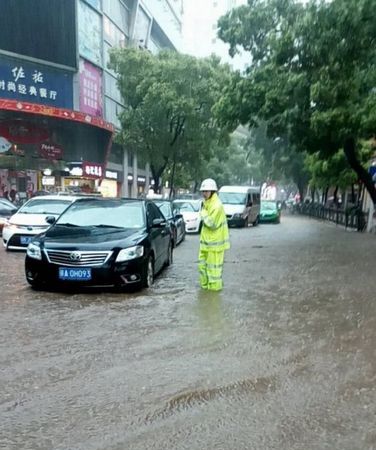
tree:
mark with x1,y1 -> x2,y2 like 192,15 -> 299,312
109,48 -> 232,192
217,0 -> 376,206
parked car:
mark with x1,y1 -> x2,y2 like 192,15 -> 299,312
172,199 -> 202,233
259,200 -> 281,224
2,195 -> 81,250
0,198 -> 18,235
154,200 -> 185,247
25,198 -> 173,291
218,185 -> 261,227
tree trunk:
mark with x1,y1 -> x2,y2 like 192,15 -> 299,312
344,137 -> 376,206
333,185 -> 339,207
351,184 -> 355,204
150,159 -> 169,194
169,158 -> 177,199
297,180 -> 305,203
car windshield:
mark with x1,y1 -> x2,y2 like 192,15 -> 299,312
155,202 -> 172,218
19,199 -> 72,215
262,201 -> 277,211
173,201 -> 200,212
219,192 -> 247,205
56,200 -> 145,229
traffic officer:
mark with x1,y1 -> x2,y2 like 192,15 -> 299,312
198,178 -> 230,291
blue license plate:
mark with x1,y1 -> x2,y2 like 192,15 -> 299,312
20,236 -> 32,245
59,267 -> 92,281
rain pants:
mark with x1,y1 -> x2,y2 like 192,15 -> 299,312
198,192 -> 230,291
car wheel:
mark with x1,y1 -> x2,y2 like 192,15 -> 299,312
26,277 -> 43,290
142,255 -> 154,288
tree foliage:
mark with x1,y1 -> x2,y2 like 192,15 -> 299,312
109,48 -> 232,192
217,0 -> 376,204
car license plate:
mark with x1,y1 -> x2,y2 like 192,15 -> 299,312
20,236 -> 32,245
59,267 -> 92,281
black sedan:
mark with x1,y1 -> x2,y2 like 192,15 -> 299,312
153,200 -> 185,247
25,198 -> 173,291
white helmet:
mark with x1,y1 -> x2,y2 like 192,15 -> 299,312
200,178 -> 218,191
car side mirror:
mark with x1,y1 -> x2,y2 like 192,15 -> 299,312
46,216 -> 56,225
152,218 -> 166,227
174,212 -> 183,219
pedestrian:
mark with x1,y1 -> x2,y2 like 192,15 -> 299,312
198,178 -> 230,291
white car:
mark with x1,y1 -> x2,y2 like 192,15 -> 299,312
2,195 -> 80,250
173,199 -> 202,233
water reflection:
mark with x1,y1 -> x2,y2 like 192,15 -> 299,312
195,289 -> 226,334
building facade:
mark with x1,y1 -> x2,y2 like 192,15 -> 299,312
0,0 -> 183,202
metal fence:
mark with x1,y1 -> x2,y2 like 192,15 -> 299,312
293,203 -> 368,232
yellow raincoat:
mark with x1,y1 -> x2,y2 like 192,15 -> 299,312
199,192 -> 230,291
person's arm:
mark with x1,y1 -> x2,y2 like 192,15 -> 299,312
201,204 -> 223,230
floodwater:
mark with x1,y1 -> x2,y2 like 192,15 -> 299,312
1,215 -> 375,450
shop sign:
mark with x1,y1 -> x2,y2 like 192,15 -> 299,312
42,176 -> 55,186
79,59 -> 103,117
82,161 -> 103,179
70,167 -> 83,177
137,176 -> 146,183
0,58 -> 73,108
105,170 -> 118,180
38,143 -> 64,160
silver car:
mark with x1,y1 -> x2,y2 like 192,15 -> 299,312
2,195 -> 80,250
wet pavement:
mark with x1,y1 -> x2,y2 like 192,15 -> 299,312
1,215 -> 375,450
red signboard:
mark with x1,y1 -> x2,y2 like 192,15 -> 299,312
0,99 -> 115,132
82,161 -> 103,179
38,143 -> 64,160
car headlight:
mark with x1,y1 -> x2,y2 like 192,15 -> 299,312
116,245 -> 144,262
233,213 -> 242,218
26,242 -> 42,260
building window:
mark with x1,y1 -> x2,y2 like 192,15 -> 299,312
134,6 -> 151,46
103,0 -> 131,35
105,97 -> 124,128
103,41 -> 117,75
104,72 -> 122,104
78,0 -> 102,66
103,16 -> 127,47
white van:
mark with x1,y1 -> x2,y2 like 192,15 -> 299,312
218,185 -> 261,227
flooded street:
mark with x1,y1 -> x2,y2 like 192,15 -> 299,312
1,216 -> 375,450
